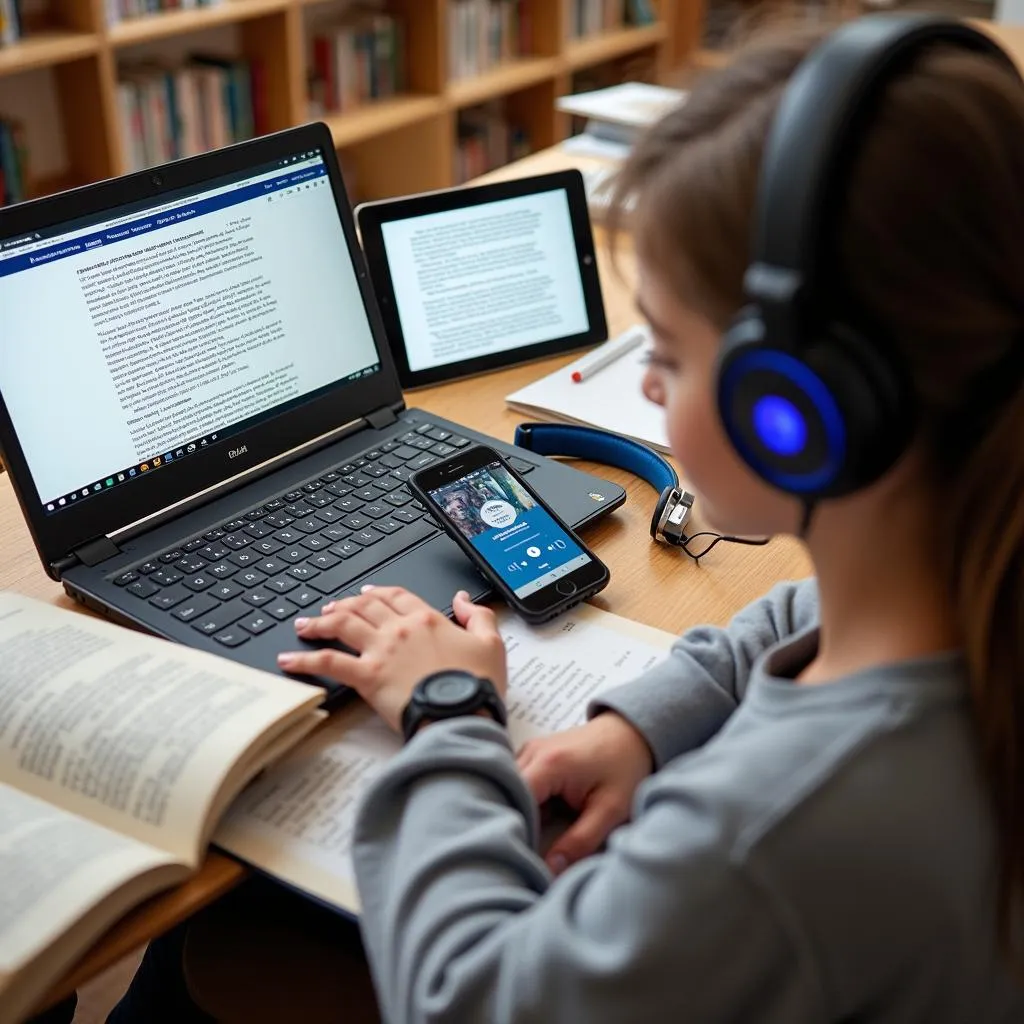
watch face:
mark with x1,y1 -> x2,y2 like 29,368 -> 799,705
424,673 -> 479,707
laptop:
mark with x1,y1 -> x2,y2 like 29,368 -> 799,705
0,123 -> 624,705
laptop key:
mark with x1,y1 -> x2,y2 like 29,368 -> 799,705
406,437 -> 434,452
380,440 -> 399,453
159,550 -> 184,564
244,521 -> 275,539
284,491 -> 304,502
302,482 -> 322,494
127,578 -> 159,599
331,540 -> 362,558
291,587 -> 320,608
326,482 -> 353,498
342,514 -> 372,531
222,534 -> 252,551
207,561 -> 237,579
379,453 -> 405,470
355,528 -> 383,546
184,574 -> 215,592
451,436 -> 471,448
228,549 -> 260,568
288,564 -> 320,582
374,475 -> 404,493
172,594 -> 219,622
137,561 -> 160,574
253,538 -> 283,555
414,423 -> 433,435
321,525 -> 351,542
300,534 -> 331,552
151,568 -> 183,587
149,583 -> 190,609
365,449 -> 384,461
320,471 -> 340,482
365,465 -> 389,479
314,507 -> 343,524
390,467 -> 414,482
362,503 -> 390,520
342,472 -> 372,488
240,611 -> 275,635
391,507 -> 422,524
407,453 -> 436,472
264,498 -> 285,511
274,528 -> 302,545
258,558 -> 286,575
292,517 -> 322,534
211,580 -> 244,601
278,547 -> 307,564
427,428 -> 452,442
312,519 -> 439,597
374,518 -> 403,535
182,538 -> 207,552
285,503 -> 314,518
242,588 -> 274,607
265,598 -> 299,621
390,445 -> 420,461
192,598 -> 250,635
199,544 -> 230,562
430,442 -> 455,457
175,556 -> 207,574
384,490 -> 413,508
305,494 -> 333,509
203,528 -> 226,541
265,575 -> 298,594
212,627 -> 250,648
309,552 -> 341,570
224,519 -> 247,532
114,570 -> 140,586
354,486 -> 382,502
265,513 -> 294,529
236,569 -> 268,588
334,497 -> 363,513
245,509 -> 267,521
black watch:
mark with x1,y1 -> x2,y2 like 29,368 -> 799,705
401,670 -> 507,742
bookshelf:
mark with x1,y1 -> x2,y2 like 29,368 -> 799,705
0,0 -> 709,206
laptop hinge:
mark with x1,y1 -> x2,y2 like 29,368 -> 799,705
366,405 -> 399,430
73,536 -> 120,568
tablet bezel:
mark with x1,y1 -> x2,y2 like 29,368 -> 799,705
357,169 -> 608,390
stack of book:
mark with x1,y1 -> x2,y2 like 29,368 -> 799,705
117,58 -> 266,172
0,117 -> 28,205
447,0 -> 529,82
455,102 -> 529,182
0,0 -> 22,45
107,0 -> 223,26
565,0 -> 656,39
308,7 -> 405,116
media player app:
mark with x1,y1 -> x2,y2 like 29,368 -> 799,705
430,461 -> 590,598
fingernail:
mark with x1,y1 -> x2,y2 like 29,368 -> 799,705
361,584 -> 375,592
321,602 -> 335,613
549,853 -> 568,874
456,590 -> 468,600
294,617 -> 309,629
277,653 -> 296,666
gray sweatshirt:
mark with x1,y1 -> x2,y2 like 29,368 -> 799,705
352,579 -> 1024,1023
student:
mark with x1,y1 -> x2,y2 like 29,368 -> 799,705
111,16 -> 1024,1022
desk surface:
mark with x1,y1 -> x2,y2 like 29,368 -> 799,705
28,144 -> 809,1008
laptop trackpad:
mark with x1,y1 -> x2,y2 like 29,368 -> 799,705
338,533 -> 493,613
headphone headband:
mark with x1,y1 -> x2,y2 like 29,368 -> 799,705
750,15 -> 1022,344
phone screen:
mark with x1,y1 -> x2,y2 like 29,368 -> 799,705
427,459 -> 593,598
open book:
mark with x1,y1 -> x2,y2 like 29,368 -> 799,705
0,593 -> 324,1024
216,604 -> 675,915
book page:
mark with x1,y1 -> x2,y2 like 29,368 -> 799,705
0,782 -> 178,1024
215,605 -> 674,914
0,594 -> 321,863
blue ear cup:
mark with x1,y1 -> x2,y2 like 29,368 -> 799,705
716,309 -> 912,499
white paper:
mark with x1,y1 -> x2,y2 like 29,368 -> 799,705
556,83 -> 686,129
215,605 -> 674,913
505,324 -> 670,452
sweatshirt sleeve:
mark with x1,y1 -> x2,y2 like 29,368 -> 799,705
352,716 -> 822,1024
589,578 -> 818,767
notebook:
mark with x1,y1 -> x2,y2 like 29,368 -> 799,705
505,325 -> 669,453
0,123 -> 625,707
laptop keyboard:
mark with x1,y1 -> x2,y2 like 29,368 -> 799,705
107,422 -> 536,648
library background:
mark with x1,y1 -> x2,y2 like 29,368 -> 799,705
0,0 -> 996,211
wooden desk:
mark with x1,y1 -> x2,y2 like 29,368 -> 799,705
26,147 -> 810,1012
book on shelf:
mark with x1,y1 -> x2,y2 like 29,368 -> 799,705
455,102 -> 529,183
447,0 -> 529,82
0,118 -> 29,206
107,0 -> 223,27
118,57 -> 266,172
0,592 -> 324,1024
565,0 -> 655,39
216,602 -> 675,916
0,0 -> 21,46
308,6 -> 405,117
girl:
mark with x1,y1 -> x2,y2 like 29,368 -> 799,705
113,16 -> 1024,1023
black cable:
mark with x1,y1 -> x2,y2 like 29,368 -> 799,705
678,531 -> 770,565
798,500 -> 817,539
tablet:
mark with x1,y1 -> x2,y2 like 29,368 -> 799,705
357,170 -> 608,390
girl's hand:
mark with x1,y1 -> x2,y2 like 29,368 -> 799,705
278,587 -> 507,733
517,714 -> 654,874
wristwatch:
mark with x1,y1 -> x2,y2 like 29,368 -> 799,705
401,670 -> 507,742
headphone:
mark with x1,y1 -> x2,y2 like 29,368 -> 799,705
514,422 -> 696,547
716,15 -> 1022,501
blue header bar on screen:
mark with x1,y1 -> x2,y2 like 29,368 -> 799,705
0,162 -> 329,280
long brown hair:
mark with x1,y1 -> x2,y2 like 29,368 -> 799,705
609,25 -> 1024,953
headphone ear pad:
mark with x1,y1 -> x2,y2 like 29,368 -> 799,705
716,311 -> 911,499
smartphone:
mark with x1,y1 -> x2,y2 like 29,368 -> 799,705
411,445 -> 609,623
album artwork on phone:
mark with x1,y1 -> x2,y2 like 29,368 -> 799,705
428,460 -> 592,599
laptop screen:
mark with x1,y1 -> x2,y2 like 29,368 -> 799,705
0,146 -> 381,517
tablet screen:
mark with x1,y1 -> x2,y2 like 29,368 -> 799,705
380,189 -> 591,373
358,170 -> 608,389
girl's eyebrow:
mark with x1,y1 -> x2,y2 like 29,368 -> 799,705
634,295 -> 676,341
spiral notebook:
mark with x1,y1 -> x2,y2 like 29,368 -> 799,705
505,324 -> 670,453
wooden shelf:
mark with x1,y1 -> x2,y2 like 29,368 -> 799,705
325,94 -> 446,149
565,22 -> 667,70
107,0 -> 289,47
0,31 -> 98,77
446,56 -> 560,108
